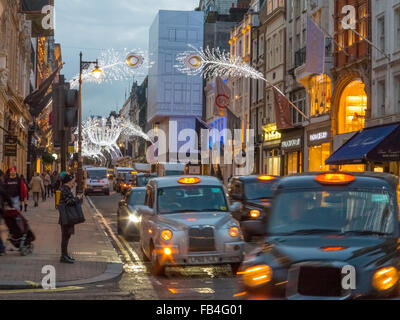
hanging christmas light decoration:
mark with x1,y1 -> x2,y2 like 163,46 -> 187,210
81,116 -> 152,161
70,48 -> 153,88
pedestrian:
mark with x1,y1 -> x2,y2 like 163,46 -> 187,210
5,167 -> 21,209
0,170 -> 12,256
19,174 -> 28,212
29,172 -> 44,207
58,173 -> 82,264
44,171 -> 51,198
50,171 -> 58,196
40,172 -> 46,201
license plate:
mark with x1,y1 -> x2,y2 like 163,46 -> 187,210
95,188 -> 103,191
188,256 -> 219,264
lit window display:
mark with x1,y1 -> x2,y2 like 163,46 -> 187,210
339,164 -> 365,172
309,74 -> 332,116
308,143 -> 330,172
285,152 -> 302,175
338,80 -> 367,134
264,149 -> 281,176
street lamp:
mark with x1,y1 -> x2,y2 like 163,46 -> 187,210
77,52 -> 103,195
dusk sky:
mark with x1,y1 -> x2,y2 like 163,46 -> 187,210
54,0 -> 199,120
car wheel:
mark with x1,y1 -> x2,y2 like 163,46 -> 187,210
230,263 -> 241,275
150,243 -> 165,276
141,244 -> 150,262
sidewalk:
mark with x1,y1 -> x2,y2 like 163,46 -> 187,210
0,194 -> 123,290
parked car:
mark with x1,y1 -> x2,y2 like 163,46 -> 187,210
117,187 -> 146,240
227,175 -> 280,242
238,172 -> 400,300
137,176 -> 244,276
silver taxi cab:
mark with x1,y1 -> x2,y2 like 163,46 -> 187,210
137,176 -> 244,276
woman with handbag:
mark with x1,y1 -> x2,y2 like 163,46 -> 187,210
58,173 -> 83,264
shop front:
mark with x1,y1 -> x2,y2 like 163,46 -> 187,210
326,122 -> 400,176
262,124 -> 282,176
281,129 -> 303,176
307,125 -> 331,172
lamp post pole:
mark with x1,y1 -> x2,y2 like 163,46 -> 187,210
76,52 -> 100,195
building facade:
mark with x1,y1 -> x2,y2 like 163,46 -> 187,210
148,10 -> 204,163
0,0 -> 32,175
330,0 -> 371,172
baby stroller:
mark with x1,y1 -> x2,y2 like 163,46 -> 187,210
2,206 -> 35,256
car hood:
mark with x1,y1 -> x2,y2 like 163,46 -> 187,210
156,212 -> 233,230
256,236 -> 398,269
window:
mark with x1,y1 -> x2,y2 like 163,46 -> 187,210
395,8 -> 400,50
377,16 -> 385,52
359,6 -> 367,40
338,80 -> 367,134
377,80 -> 386,116
395,75 -> 400,113
348,29 -> 355,47
290,89 -> 306,125
309,74 -> 332,116
338,23 -> 344,51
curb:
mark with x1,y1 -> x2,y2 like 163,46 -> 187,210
0,199 -> 124,291
0,262 -> 123,291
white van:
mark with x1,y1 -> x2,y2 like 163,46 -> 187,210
84,167 -> 110,196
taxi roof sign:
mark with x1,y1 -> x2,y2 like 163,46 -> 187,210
257,175 -> 275,181
178,177 -> 201,185
315,173 -> 355,185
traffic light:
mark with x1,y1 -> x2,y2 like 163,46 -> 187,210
64,88 -> 79,127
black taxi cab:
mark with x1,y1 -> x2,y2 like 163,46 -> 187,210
137,176 -> 244,276
227,175 -> 280,242
238,172 -> 400,300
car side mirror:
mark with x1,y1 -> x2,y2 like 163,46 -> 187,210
137,205 -> 154,216
119,200 -> 127,207
229,202 -> 242,214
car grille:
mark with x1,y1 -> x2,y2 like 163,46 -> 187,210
188,227 -> 216,252
297,266 -> 342,297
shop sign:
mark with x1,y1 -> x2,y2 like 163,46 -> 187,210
4,135 -> 18,157
282,138 -> 301,149
310,131 -> 328,142
264,124 -> 281,142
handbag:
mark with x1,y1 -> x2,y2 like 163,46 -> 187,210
58,202 -> 85,226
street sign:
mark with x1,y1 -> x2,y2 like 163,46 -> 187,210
4,135 -> 18,157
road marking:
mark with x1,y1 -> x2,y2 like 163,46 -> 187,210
25,281 -> 40,288
86,196 -> 159,299
0,286 -> 84,294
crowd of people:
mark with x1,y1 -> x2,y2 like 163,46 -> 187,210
0,167 -> 62,255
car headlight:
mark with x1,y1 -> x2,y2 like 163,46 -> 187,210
372,267 -> 399,291
128,214 -> 140,223
238,265 -> 273,287
229,226 -> 240,237
161,229 -> 173,241
249,209 -> 260,219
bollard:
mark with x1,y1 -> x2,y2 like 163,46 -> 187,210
55,190 -> 61,209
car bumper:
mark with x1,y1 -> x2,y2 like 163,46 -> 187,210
86,187 -> 109,193
155,241 -> 245,267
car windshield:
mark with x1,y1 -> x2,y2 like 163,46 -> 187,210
87,170 -> 107,180
128,190 -> 146,206
244,181 -> 274,200
157,186 -> 228,214
268,190 -> 396,236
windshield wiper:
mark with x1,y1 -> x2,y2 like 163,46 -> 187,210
272,229 -> 341,236
341,230 -> 391,237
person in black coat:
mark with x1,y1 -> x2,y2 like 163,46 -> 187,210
0,170 -> 12,255
58,173 -> 82,264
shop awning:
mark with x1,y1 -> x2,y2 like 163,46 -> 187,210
326,123 -> 400,165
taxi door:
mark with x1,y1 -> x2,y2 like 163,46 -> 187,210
141,186 -> 156,255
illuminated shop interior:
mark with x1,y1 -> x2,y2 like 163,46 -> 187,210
308,143 -> 330,172
338,80 -> 367,134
